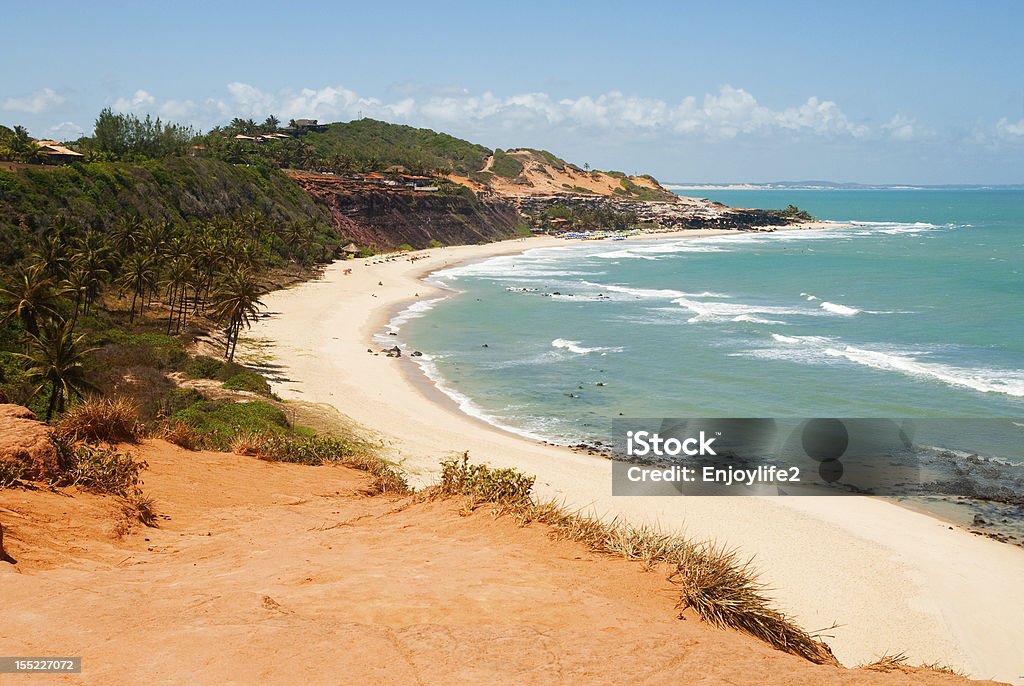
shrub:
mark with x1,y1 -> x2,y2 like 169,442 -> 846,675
169,399 -> 290,449
158,420 -> 202,451
50,437 -> 147,496
183,355 -> 224,379
436,452 -> 535,507
54,396 -> 142,444
0,461 -> 24,489
238,433 -> 408,495
158,387 -> 206,417
223,371 -> 271,396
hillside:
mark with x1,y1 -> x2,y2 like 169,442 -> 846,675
450,148 -> 678,201
0,158 -> 332,263
301,118 -> 491,176
290,120 -> 677,201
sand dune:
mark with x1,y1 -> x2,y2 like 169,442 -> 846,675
0,440 -> 1005,685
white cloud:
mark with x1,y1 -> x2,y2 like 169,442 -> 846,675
996,117 -> 1024,138
2,87 -> 65,114
104,82 -> 874,143
224,83 -> 871,140
111,89 -> 155,111
43,121 -> 86,141
882,114 -> 918,140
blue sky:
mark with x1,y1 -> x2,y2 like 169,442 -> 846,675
3,0 -> 1022,183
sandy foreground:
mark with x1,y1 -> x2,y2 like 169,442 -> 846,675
239,229 -> 1024,683
0,441 -> 1003,685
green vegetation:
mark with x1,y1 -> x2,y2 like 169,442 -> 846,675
0,124 -> 38,163
50,436 -> 147,496
536,204 -> 636,231
168,399 -> 290,449
489,150 -> 525,179
89,109 -> 197,161
435,452 -> 535,507
300,118 -> 491,175
222,370 -> 272,396
232,433 -> 408,495
777,204 -> 815,221
615,176 -> 676,201
0,157 -> 334,264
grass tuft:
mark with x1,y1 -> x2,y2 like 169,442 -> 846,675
0,461 -> 25,489
424,454 -> 837,665
432,451 -> 535,508
862,652 -> 909,672
158,420 -> 203,451
55,396 -> 143,444
669,544 -> 836,664
50,436 -> 148,496
239,433 -> 409,495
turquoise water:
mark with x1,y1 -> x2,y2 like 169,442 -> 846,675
398,190 -> 1024,446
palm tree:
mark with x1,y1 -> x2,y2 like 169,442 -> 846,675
209,270 -> 265,362
33,234 -> 72,281
71,231 -> 113,315
60,265 -> 90,324
162,257 -> 193,334
118,252 -> 158,323
18,318 -> 97,420
0,263 -> 57,338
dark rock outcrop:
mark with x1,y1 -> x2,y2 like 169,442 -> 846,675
288,173 -> 521,251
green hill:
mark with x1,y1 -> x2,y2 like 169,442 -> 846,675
301,119 -> 491,175
0,158 -> 331,263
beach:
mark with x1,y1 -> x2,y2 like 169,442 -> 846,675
245,230 -> 1024,682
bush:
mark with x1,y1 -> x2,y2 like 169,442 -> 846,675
223,371 -> 272,396
436,452 -> 535,507
158,420 -> 202,451
96,331 -> 188,371
50,437 -> 148,496
0,461 -> 24,489
169,399 -> 290,449
234,432 -> 408,495
158,387 -> 206,417
183,355 -> 224,379
54,397 -> 143,444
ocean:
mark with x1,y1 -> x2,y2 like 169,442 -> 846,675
395,189 -> 1024,533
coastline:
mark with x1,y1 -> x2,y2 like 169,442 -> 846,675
244,229 -> 1024,682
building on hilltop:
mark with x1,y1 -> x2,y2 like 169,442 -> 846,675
34,140 -> 84,164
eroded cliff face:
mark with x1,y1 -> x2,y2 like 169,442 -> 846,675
288,172 -> 521,251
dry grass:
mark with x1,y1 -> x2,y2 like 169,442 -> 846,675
669,544 -> 836,664
862,652 -> 909,672
121,489 -> 158,528
55,397 -> 143,444
918,661 -> 966,676
239,433 -> 410,496
50,437 -> 148,497
424,453 -> 838,665
860,653 -> 964,676
158,421 -> 203,451
0,461 -> 25,489
229,431 -> 264,456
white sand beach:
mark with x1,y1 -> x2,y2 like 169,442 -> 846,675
244,231 -> 1024,683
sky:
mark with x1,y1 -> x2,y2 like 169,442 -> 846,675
3,0 -> 1023,184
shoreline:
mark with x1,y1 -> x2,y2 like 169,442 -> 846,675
244,228 -> 1024,682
